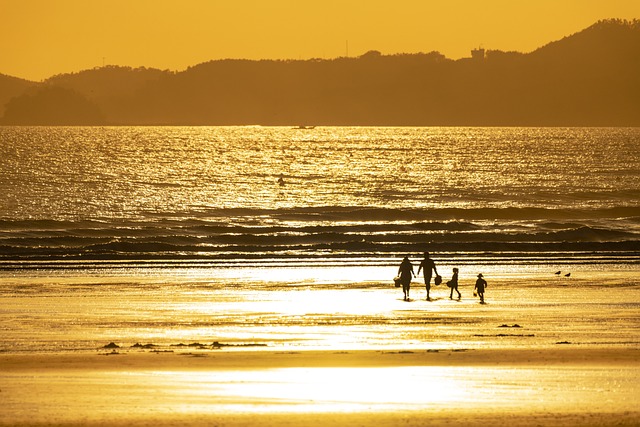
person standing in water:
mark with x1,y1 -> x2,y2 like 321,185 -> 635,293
474,273 -> 487,303
417,252 -> 438,301
397,256 -> 415,301
447,267 -> 461,300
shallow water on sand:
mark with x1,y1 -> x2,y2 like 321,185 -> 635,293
1,265 -> 638,354
2,363 -> 638,424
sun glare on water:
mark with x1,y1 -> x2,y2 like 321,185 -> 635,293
121,365 -> 637,415
151,367 -> 471,413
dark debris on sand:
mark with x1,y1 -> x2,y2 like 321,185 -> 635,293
102,342 -> 120,349
211,341 -> 268,349
131,343 -> 157,349
101,341 -> 268,352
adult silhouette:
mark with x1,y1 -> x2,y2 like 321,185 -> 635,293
417,252 -> 438,300
397,256 -> 415,301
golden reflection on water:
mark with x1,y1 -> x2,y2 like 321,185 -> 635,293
134,365 -> 638,414
153,367 -> 471,413
2,363 -> 638,424
7,126 -> 635,218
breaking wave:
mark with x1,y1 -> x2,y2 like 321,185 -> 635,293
0,207 -> 638,264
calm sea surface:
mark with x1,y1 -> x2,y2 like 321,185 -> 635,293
0,126 -> 638,352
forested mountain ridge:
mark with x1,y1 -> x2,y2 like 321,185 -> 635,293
1,19 -> 638,126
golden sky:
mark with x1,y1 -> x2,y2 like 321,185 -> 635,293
1,0 -> 639,81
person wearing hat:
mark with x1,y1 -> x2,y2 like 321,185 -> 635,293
474,273 -> 487,303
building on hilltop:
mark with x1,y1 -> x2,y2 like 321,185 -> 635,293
471,48 -> 486,61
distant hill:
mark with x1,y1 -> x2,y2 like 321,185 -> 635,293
523,19 -> 640,125
1,85 -> 105,125
44,66 -> 171,123
1,19 -> 639,126
0,73 -> 35,117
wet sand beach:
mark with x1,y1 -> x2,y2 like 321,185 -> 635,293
1,271 -> 639,426
1,348 -> 639,427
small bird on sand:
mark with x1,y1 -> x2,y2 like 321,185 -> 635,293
555,271 -> 561,275
564,273 -> 571,277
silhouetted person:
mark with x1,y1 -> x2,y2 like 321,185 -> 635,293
417,252 -> 438,301
447,267 -> 461,299
474,273 -> 487,303
397,256 -> 415,301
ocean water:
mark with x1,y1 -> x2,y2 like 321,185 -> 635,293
0,126 -> 638,353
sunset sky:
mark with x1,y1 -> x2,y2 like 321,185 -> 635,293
1,0 -> 639,81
